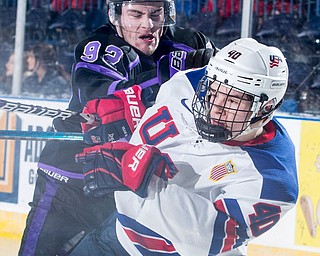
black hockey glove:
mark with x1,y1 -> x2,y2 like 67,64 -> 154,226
185,48 -> 216,69
75,142 -> 171,198
158,48 -> 215,84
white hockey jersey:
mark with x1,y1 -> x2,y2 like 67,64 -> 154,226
115,67 -> 298,256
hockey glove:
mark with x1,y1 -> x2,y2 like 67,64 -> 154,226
81,85 -> 146,145
75,142 -> 170,198
158,48 -> 215,84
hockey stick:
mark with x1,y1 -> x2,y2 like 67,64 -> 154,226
0,99 -> 99,125
0,130 -> 84,141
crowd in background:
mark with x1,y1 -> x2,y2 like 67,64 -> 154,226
0,0 -> 319,115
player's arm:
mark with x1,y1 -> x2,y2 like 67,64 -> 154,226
75,141 -> 176,197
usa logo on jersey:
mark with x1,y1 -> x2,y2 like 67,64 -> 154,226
209,160 -> 236,182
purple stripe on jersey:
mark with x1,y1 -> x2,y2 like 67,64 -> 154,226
169,42 -> 194,52
21,179 -> 58,256
107,80 -> 121,95
128,54 -> 140,71
75,62 -> 126,80
108,77 -> 158,95
139,77 -> 159,89
38,163 -> 84,179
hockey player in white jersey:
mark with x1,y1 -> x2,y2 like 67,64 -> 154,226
72,38 -> 298,255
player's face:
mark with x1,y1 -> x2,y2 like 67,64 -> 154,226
5,54 -> 15,76
26,51 -> 37,71
207,81 -> 253,138
117,2 -> 164,56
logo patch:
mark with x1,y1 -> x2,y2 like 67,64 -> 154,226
209,160 -> 236,182
269,55 -> 282,68
181,98 -> 192,113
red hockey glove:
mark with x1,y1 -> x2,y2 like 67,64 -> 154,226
158,48 -> 215,84
75,142 -> 172,198
82,85 -> 146,144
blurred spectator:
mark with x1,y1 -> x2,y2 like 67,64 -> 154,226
23,43 -> 71,99
50,0 -> 99,13
0,52 -> 15,94
0,51 -> 31,95
198,0 -> 301,18
175,0 -> 208,17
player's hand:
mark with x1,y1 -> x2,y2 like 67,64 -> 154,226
158,48 -> 216,84
81,85 -> 146,145
75,142 -> 169,198
185,48 -> 216,69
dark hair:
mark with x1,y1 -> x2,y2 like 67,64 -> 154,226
31,43 -> 57,66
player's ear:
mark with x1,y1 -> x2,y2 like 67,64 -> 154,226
261,100 -> 274,114
251,99 -> 277,127
259,98 -> 277,116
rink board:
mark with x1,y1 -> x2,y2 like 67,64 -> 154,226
0,97 -> 320,255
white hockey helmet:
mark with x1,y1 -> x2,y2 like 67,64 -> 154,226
192,38 -> 289,142
106,0 -> 176,27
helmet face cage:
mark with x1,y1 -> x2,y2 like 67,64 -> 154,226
192,75 -> 262,143
107,0 -> 175,28
192,38 -> 289,143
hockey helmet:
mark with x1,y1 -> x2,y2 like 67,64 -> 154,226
192,38 -> 288,142
106,0 -> 175,27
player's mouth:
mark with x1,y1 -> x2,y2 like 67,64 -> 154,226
211,119 -> 228,129
139,34 -> 155,42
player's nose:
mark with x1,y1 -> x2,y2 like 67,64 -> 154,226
140,16 -> 154,30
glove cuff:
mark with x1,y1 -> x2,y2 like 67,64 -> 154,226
114,85 -> 146,132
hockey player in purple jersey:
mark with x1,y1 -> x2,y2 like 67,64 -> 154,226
18,1 -> 216,255
73,38 -> 298,255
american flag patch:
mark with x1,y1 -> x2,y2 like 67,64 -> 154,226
209,160 -> 236,182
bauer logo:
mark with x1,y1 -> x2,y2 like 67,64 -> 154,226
271,81 -> 286,88
0,112 -> 21,203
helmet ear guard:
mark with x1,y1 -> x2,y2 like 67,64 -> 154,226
107,2 -> 122,26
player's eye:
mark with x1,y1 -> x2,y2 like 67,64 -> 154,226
150,9 -> 163,19
129,10 -> 143,18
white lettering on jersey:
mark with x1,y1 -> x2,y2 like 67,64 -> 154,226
124,87 -> 143,128
128,144 -> 150,172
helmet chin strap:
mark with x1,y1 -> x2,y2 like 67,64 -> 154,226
195,118 -> 232,142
